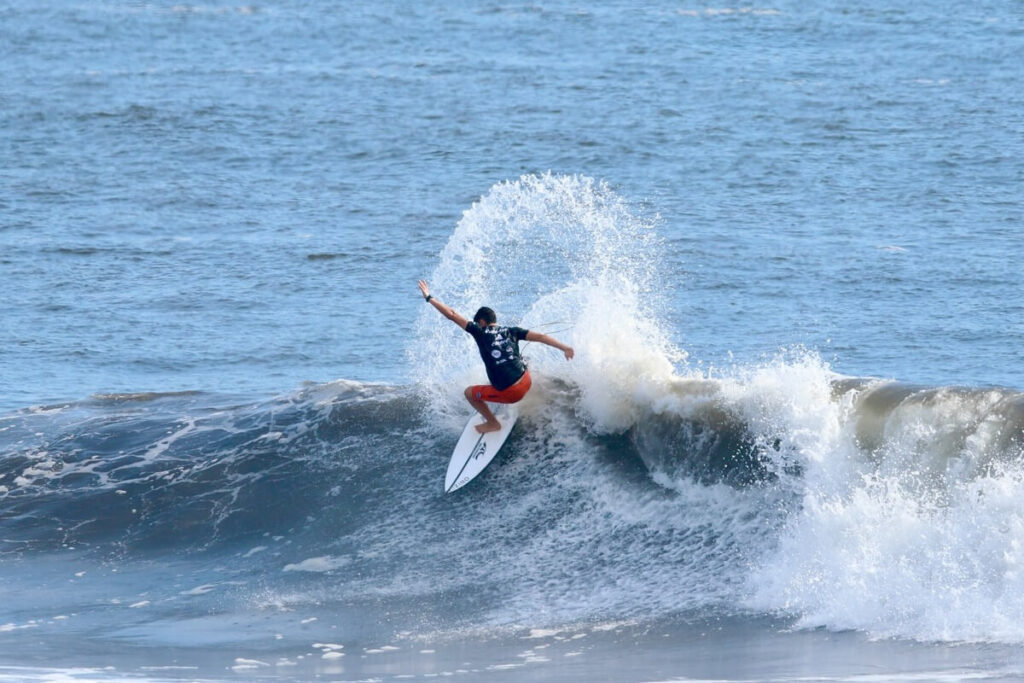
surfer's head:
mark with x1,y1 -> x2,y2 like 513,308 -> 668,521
473,307 -> 497,326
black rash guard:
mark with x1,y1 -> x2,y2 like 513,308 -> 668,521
465,322 -> 530,390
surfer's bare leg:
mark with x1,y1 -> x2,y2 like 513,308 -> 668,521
464,387 -> 501,434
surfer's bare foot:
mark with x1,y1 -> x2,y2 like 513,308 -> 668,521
475,420 -> 501,434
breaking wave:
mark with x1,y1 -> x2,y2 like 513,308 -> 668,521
3,174 -> 1024,645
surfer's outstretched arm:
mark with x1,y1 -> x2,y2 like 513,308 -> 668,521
417,280 -> 469,329
525,330 -> 575,361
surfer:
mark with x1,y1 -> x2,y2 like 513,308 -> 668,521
418,280 -> 574,434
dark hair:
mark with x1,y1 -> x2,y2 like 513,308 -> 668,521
473,307 -> 497,325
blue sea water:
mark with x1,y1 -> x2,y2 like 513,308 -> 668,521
2,1 -> 1024,681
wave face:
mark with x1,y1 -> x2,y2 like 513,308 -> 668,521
3,175 -> 1024,646
3,372 -> 1024,644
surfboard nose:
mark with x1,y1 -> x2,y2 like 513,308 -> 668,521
444,404 -> 519,493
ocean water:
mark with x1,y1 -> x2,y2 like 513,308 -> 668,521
2,1 -> 1024,681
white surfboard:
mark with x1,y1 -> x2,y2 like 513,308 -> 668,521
444,403 -> 519,493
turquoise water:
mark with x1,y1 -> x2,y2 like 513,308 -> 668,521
3,2 -> 1024,681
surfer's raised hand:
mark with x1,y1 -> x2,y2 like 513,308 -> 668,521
418,280 -> 469,329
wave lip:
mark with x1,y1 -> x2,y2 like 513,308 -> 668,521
89,390 -> 205,403
0,381 -> 416,556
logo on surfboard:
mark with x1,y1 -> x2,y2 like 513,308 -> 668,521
471,441 -> 487,460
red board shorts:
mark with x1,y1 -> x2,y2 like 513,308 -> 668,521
469,370 -> 532,404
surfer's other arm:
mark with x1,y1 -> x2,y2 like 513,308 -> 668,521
525,330 -> 575,360
417,280 -> 468,328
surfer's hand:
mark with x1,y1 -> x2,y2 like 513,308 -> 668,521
564,347 -> 575,361
417,280 -> 430,299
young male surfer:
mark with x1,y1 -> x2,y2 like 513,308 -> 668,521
417,280 -> 574,434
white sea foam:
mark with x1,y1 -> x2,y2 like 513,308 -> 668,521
732,359 -> 1024,643
283,555 -> 351,573
231,657 -> 270,671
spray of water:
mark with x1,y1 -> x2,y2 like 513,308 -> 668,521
409,173 -> 684,431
